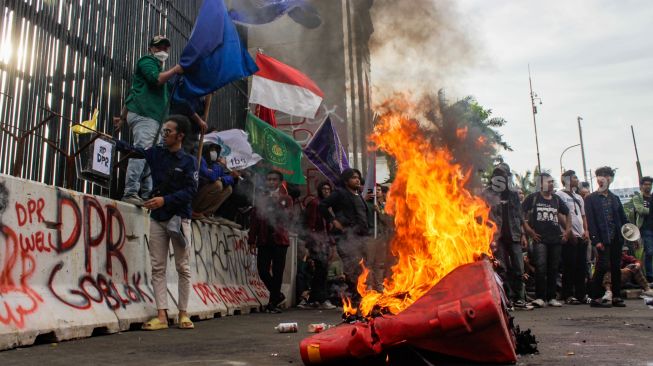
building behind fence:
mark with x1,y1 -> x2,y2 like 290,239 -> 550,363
0,0 -> 248,198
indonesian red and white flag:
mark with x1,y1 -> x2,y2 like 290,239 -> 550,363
249,53 -> 324,119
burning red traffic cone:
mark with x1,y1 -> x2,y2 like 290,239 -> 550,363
299,260 -> 517,365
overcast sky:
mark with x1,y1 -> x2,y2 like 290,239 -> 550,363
449,0 -> 653,189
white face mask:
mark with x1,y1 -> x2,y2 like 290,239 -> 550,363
153,51 -> 168,62
209,151 -> 218,162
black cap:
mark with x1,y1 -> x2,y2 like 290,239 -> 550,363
149,35 -> 171,48
492,162 -> 511,176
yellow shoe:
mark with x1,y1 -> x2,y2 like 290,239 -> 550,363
178,315 -> 194,329
142,317 -> 168,331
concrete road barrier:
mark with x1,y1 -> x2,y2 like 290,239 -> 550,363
0,174 -> 272,350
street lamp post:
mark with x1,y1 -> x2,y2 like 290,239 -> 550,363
559,144 -> 581,174
529,65 -> 543,173
577,116 -> 589,184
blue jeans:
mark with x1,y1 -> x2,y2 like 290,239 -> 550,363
123,112 -> 160,198
642,230 -> 653,281
533,241 -> 561,301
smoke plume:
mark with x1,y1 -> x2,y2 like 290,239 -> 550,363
369,0 -> 476,105
370,1 -> 509,188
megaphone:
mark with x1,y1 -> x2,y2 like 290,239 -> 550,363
622,223 -> 641,242
299,260 -> 517,365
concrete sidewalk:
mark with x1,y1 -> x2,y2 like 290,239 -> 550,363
1,299 -> 652,365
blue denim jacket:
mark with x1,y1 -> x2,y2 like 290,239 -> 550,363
584,190 -> 628,247
116,140 -> 198,221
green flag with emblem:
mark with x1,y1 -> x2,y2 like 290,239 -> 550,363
246,112 -> 306,184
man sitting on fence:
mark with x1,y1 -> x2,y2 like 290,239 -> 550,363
192,142 -> 234,221
114,114 -> 197,331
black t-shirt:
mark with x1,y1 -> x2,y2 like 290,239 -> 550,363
522,192 -> 569,243
643,196 -> 653,231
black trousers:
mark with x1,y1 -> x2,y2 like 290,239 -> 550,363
561,238 -> 588,300
257,245 -> 288,306
590,240 -> 622,299
306,240 -> 329,304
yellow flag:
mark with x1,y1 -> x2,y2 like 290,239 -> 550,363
72,109 -> 98,134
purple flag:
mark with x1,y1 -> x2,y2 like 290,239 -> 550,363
303,117 -> 349,184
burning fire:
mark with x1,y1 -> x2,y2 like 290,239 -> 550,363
347,112 -> 495,317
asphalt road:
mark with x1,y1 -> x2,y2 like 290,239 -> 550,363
1,298 -> 652,366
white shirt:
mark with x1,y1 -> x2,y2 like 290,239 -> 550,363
555,190 -> 585,237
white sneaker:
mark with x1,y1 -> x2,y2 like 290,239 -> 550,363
548,299 -> 563,307
531,298 -> 546,308
641,289 -> 653,297
602,290 -> 613,302
319,300 -> 337,310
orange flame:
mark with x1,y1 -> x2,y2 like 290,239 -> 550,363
355,112 -> 495,317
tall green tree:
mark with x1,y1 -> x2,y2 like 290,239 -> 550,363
427,91 -> 512,188
377,91 -> 511,188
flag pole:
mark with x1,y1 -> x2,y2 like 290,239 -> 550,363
196,94 -> 214,168
631,125 -> 642,182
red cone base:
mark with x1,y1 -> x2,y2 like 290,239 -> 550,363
299,260 -> 517,365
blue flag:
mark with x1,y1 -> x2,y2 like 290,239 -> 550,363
175,0 -> 258,101
228,0 -> 321,29
303,117 -> 350,184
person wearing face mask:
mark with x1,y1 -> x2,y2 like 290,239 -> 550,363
481,163 -> 531,310
113,35 -> 184,206
191,142 -> 234,221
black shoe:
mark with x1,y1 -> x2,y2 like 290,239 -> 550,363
275,293 -> 286,308
265,304 -> 282,313
612,297 -> 626,307
590,299 -> 612,308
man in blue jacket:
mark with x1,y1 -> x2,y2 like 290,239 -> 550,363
192,142 -> 234,220
585,166 -> 629,308
115,114 -> 198,330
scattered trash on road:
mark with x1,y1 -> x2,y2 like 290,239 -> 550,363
275,322 -> 298,333
307,323 -> 330,333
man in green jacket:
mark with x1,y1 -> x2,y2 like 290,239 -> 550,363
628,176 -> 653,282
114,35 -> 183,206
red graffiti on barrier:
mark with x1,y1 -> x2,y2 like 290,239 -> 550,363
13,198 -> 56,254
15,198 -> 45,226
46,191 -> 142,311
193,282 -> 257,307
247,276 -> 270,301
193,283 -> 221,306
48,261 -> 152,310
0,225 -> 44,328
54,193 -> 128,281
217,285 -> 257,305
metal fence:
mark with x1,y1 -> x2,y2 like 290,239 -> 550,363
0,0 -> 249,198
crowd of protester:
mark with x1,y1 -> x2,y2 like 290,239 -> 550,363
111,35 -> 389,319
111,36 -> 653,331
484,163 -> 653,311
